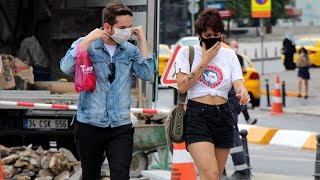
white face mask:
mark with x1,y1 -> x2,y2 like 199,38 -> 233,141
110,27 -> 131,44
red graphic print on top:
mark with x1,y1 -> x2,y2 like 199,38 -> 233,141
199,65 -> 223,89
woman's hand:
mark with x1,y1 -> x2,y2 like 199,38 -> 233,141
200,41 -> 221,67
233,79 -> 250,105
235,89 -> 251,105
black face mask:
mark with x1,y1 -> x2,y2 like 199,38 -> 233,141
200,36 -> 221,49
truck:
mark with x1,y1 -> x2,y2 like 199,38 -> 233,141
0,0 -> 160,177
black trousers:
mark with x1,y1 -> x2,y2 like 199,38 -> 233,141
73,120 -> 134,180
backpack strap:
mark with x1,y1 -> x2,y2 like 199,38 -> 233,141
179,46 -> 194,103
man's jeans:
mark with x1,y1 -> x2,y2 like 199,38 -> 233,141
73,120 -> 134,180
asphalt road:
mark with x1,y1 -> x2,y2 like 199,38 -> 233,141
225,144 -> 316,179
238,108 -> 319,133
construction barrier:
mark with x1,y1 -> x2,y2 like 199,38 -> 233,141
238,124 -> 318,150
0,100 -> 171,115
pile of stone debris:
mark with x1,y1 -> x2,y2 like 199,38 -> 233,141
0,144 -> 81,180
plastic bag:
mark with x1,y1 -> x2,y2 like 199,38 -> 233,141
74,45 -> 96,92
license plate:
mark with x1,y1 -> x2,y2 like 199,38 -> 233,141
24,119 -> 68,129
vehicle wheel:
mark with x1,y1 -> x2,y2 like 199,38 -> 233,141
130,152 -> 148,178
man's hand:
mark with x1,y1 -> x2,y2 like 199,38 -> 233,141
200,41 -> 221,67
132,26 -> 149,58
235,89 -> 251,105
131,26 -> 146,41
79,28 -> 110,51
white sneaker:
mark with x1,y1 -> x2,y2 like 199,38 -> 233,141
247,118 -> 257,125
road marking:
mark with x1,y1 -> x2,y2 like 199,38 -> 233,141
250,154 -> 314,162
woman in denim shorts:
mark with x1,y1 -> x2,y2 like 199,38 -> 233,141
175,8 -> 250,180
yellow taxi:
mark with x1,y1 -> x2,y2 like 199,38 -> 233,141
158,44 -> 171,77
281,37 -> 320,66
240,54 -> 261,107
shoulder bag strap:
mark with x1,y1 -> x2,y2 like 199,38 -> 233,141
179,45 -> 194,103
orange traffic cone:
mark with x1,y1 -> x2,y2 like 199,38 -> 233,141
171,142 -> 196,180
271,75 -> 283,115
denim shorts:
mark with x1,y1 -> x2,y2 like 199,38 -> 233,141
184,99 -> 234,149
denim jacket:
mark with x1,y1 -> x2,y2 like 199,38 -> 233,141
60,38 -> 154,128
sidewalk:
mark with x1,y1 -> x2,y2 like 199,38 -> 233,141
141,170 -> 312,180
259,68 -> 320,114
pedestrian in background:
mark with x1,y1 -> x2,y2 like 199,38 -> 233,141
220,39 -> 251,179
282,32 -> 296,70
175,8 -> 250,180
222,53 -> 252,180
229,40 -> 257,125
60,2 -> 154,180
296,47 -> 311,99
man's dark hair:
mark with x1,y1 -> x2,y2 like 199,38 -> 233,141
195,8 -> 224,35
103,1 -> 133,25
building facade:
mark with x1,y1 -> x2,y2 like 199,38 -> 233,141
160,0 -> 190,46
295,0 -> 320,26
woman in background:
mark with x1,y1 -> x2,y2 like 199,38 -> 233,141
296,47 -> 311,99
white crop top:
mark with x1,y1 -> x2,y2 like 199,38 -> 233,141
175,44 -> 243,100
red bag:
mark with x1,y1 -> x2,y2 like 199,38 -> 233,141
74,45 -> 96,93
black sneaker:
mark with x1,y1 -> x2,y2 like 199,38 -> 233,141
228,170 -> 251,180
247,118 -> 257,125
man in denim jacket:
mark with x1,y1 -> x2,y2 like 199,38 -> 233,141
60,2 -> 154,180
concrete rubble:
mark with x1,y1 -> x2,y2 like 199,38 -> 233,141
0,144 -> 81,180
